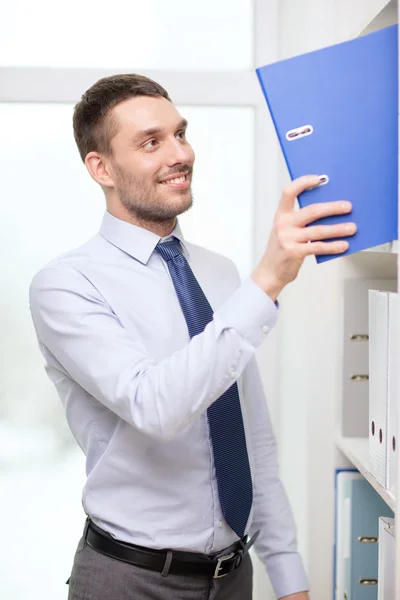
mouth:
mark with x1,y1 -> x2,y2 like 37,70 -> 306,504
159,173 -> 190,190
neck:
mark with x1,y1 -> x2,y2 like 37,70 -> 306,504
106,203 -> 177,238
136,218 -> 177,238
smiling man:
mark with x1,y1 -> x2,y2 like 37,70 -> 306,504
29,74 -> 355,600
100,98 -> 194,225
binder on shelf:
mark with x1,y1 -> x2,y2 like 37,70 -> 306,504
368,290 -> 389,488
387,293 -> 399,497
334,469 -> 362,600
340,279 -> 396,438
256,24 -> 398,263
342,478 -> 393,600
378,517 -> 395,600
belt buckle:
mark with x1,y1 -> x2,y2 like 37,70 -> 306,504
213,552 -> 235,579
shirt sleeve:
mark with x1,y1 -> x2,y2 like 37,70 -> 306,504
29,266 -> 277,442
244,358 -> 310,598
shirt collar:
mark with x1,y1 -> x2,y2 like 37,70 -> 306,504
99,210 -> 189,265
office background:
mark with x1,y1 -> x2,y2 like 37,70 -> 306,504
1,1 -> 398,599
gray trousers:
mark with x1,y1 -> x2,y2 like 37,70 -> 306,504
67,536 -> 253,600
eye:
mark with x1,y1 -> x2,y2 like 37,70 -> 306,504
176,130 -> 186,140
143,139 -> 158,149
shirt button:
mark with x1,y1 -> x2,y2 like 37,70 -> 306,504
219,520 -> 223,528
228,368 -> 237,378
261,325 -> 269,334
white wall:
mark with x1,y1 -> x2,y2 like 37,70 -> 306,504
252,3 -> 282,598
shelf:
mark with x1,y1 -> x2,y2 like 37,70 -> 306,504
335,434 -> 396,512
362,240 -> 398,254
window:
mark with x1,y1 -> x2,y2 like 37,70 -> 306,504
0,3 -> 279,597
1,0 -> 253,69
0,101 -> 254,598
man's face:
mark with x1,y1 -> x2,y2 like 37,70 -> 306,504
107,96 -> 195,223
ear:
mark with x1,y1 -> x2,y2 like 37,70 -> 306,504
85,152 -> 115,188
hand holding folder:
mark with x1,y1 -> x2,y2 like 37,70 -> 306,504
251,175 -> 355,299
256,25 -> 398,262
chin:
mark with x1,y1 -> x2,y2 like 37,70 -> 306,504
176,197 -> 193,217
164,190 -> 192,214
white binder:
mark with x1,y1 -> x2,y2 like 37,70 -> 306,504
378,517 -> 395,600
387,293 -> 399,497
369,290 -> 389,487
341,279 -> 396,438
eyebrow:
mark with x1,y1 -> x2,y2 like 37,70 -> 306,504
133,118 -> 188,144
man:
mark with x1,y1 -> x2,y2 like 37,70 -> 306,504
29,74 -> 355,600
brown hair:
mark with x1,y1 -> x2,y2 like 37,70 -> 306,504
73,73 -> 171,162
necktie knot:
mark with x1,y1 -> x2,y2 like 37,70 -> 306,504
156,238 -> 182,262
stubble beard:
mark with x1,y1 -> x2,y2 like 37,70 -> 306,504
114,166 -> 194,224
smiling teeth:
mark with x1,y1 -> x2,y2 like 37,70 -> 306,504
167,176 -> 186,184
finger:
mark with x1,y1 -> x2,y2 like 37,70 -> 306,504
278,175 -> 322,213
296,222 -> 357,243
294,200 -> 352,227
302,240 -> 349,256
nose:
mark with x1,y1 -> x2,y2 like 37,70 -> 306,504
165,136 -> 194,167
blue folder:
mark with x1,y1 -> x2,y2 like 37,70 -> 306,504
342,478 -> 393,600
256,25 -> 398,263
333,469 -> 360,600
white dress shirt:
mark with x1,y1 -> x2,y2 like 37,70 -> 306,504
29,210 -> 309,598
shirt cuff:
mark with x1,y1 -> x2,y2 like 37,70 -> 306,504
266,552 -> 310,599
215,277 -> 278,347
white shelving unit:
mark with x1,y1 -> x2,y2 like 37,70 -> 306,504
363,241 -> 399,254
278,0 -> 400,597
335,3 -> 400,597
335,434 -> 396,512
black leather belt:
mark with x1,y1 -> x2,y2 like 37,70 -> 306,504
84,519 -> 259,579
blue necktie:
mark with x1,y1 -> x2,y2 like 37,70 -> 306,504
156,238 -> 253,538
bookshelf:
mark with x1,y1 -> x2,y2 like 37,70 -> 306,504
277,0 -> 400,597
335,434 -> 396,512
336,2 -> 400,597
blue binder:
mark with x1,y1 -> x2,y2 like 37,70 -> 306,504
333,469 -> 361,600
256,25 -> 398,263
342,478 -> 393,600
